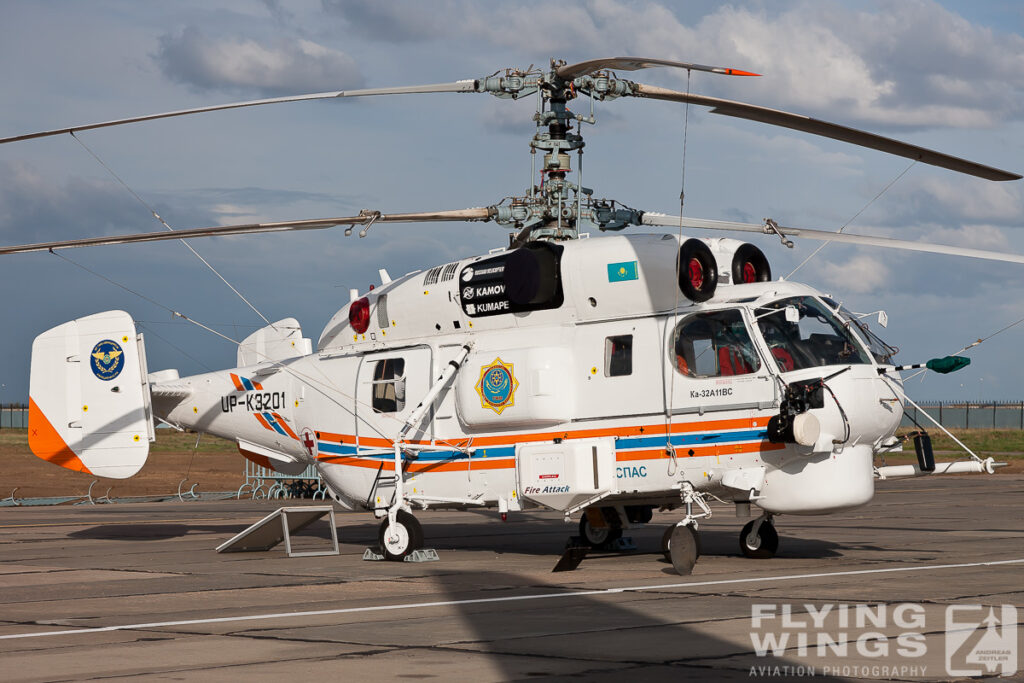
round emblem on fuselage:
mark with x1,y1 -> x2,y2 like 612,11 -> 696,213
475,358 -> 519,415
90,339 -> 125,381
461,267 -> 474,281
462,285 -> 474,300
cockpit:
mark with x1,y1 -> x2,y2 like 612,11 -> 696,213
670,292 -> 897,377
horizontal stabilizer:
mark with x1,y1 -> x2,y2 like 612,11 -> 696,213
237,318 -> 312,367
237,439 -> 308,476
29,310 -> 153,478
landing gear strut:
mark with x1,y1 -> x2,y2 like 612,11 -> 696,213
378,509 -> 424,561
739,514 -> 779,559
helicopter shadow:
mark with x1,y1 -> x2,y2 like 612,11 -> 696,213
427,568 -> 849,681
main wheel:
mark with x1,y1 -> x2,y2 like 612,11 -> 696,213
669,524 -> 700,575
662,523 -> 702,561
379,510 -> 424,561
579,510 -> 622,548
739,519 -> 779,559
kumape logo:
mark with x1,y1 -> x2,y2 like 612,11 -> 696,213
475,358 -> 518,414
90,339 -> 124,381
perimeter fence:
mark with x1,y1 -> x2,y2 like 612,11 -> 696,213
900,401 -> 1024,430
0,405 -> 28,428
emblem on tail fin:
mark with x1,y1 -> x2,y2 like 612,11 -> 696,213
90,340 -> 124,380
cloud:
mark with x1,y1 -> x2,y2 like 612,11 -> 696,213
880,176 -> 1024,226
805,252 -> 892,294
0,161 -> 149,241
154,26 -> 364,96
321,0 -> 450,42
322,1 -> 1024,130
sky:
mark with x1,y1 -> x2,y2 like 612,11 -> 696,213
0,0 -> 1023,404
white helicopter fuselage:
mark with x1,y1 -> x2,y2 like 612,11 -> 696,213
150,233 -> 904,519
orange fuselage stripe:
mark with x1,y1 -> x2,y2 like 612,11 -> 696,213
316,415 -> 771,450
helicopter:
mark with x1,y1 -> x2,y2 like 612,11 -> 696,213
3,57 -> 1020,575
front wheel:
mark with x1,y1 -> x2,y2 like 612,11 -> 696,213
739,519 -> 779,559
379,510 -> 424,561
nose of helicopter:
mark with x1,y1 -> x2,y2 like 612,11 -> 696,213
816,365 -> 903,449
758,364 -> 903,515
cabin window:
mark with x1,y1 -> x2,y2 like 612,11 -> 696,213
672,309 -> 760,378
371,358 -> 406,413
605,335 -> 633,377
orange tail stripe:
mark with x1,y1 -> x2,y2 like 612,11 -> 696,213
27,397 -> 92,474
253,413 -> 274,431
230,373 -> 245,391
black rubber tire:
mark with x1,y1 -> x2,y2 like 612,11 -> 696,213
739,519 -> 779,559
579,512 -> 622,548
669,524 -> 700,575
378,510 -> 424,561
678,239 -> 718,303
662,524 -> 702,561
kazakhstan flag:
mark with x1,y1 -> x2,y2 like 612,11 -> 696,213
607,261 -> 639,282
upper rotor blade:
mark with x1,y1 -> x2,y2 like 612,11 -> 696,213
0,81 -> 479,145
0,208 -> 493,255
556,57 -> 759,81
633,83 -> 1021,182
641,213 -> 1024,265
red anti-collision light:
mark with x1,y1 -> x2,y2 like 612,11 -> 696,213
349,297 -> 370,334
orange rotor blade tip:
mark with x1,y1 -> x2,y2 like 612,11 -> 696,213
728,69 -> 761,77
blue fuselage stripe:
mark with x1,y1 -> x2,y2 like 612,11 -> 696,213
315,431 -> 766,462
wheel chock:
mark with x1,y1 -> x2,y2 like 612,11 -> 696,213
553,544 -> 589,572
362,547 -> 439,562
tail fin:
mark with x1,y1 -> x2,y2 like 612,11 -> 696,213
29,310 -> 153,478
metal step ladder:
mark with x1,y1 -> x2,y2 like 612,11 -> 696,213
216,506 -> 339,557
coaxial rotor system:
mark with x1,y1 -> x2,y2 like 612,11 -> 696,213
0,56 -> 1019,260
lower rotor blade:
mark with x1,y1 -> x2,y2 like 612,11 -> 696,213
0,208 -> 493,255
641,213 -> 1024,265
632,83 -> 1021,182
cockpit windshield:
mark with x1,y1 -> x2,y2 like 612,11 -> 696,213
821,297 -> 899,364
755,296 -> 870,372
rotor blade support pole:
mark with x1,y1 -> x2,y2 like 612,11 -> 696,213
390,343 -> 473,520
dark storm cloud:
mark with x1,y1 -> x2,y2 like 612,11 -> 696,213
154,25 -> 364,97
0,162 -> 157,242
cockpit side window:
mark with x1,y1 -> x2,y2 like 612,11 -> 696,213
755,297 -> 870,372
672,309 -> 761,378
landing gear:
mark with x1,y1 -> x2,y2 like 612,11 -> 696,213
666,481 -> 713,575
378,509 -> 423,561
667,524 -> 701,575
739,515 -> 779,559
661,523 -> 702,561
579,508 -> 622,548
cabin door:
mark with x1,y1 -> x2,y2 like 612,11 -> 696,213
663,308 -> 777,416
355,345 -> 434,446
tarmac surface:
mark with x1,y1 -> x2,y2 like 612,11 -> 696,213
1,475 -> 1022,682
